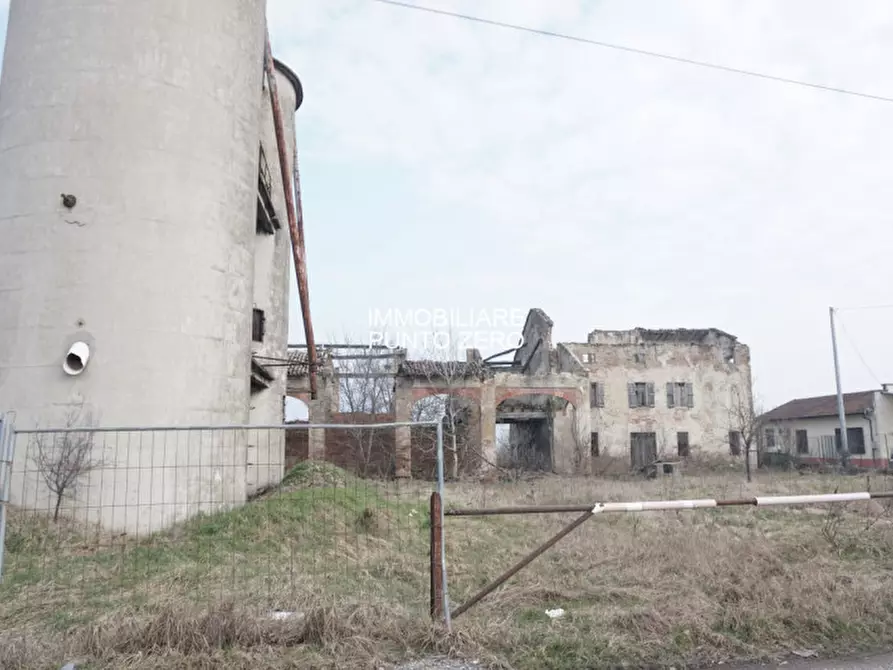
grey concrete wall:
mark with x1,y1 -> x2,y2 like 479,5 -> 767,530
0,0 -> 267,532
513,309 -> 553,374
555,343 -> 588,375
564,335 -> 752,463
246,63 -> 300,495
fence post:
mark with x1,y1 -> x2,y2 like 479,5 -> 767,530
0,416 -> 14,583
430,491 -> 444,621
435,419 -> 452,632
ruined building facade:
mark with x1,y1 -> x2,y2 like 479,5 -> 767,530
563,328 -> 752,469
288,311 -> 753,475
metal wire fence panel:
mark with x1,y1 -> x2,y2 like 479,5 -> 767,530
0,422 -> 437,626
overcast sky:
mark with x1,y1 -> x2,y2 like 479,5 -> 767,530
2,1 -> 891,410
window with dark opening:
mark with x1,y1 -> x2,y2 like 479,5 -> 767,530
590,432 -> 599,458
252,308 -> 266,342
256,145 -> 279,235
764,428 -> 776,448
835,426 -> 866,455
729,431 -> 741,456
589,382 -> 605,408
677,431 -> 690,457
796,429 -> 809,455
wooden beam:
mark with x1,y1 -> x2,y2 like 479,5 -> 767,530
496,411 -> 549,421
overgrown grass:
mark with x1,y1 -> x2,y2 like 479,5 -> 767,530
3,467 -> 893,668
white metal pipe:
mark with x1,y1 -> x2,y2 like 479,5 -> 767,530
586,491 -> 874,515
754,492 -> 870,506
593,499 -> 718,513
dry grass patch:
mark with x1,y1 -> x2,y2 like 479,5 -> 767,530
3,469 -> 893,668
438,471 -> 893,668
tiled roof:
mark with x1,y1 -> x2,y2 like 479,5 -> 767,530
287,350 -> 310,376
762,391 -> 876,421
398,359 -> 487,379
286,349 -> 329,376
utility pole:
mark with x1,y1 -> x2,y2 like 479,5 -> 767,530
829,306 -> 849,467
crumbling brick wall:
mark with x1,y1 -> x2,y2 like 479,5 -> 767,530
285,422 -> 309,471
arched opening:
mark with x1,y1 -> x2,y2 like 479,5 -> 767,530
496,394 -> 572,472
409,392 -> 476,480
285,396 -> 309,421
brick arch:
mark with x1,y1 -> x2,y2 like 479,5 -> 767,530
496,388 -> 581,408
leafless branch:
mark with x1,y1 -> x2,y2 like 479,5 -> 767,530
725,383 -> 761,483
330,332 -> 399,477
31,403 -> 104,522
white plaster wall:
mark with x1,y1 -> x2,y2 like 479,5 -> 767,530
764,415 -> 874,459
0,0 -> 267,532
564,341 -> 752,463
872,393 -> 893,460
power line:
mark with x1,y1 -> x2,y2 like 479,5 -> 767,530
836,315 -> 886,387
370,0 -> 893,105
836,303 -> 893,312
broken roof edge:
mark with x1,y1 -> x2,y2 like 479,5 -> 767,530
398,359 -> 486,379
521,308 -> 554,333
586,327 -> 741,345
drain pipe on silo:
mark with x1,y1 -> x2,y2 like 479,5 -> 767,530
264,33 -> 319,399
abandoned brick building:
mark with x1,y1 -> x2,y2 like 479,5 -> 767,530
286,309 -> 752,476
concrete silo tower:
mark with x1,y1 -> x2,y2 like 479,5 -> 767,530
0,1 -> 304,530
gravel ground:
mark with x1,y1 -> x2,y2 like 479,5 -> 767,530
718,652 -> 893,670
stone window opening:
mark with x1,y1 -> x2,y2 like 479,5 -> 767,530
252,308 -> 266,343
628,382 -> 655,408
589,382 -> 605,408
677,431 -> 690,457
666,382 -> 694,408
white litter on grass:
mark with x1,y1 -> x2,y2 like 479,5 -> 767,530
269,610 -> 300,621
545,608 -> 565,619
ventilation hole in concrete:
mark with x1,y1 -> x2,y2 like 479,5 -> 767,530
65,352 -> 84,373
63,342 -> 90,375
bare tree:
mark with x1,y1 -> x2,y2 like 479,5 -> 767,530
410,331 -> 485,480
412,363 -> 473,480
726,384 -> 763,483
331,334 -> 399,476
31,404 -> 103,522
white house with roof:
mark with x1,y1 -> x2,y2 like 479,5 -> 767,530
760,386 -> 893,467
